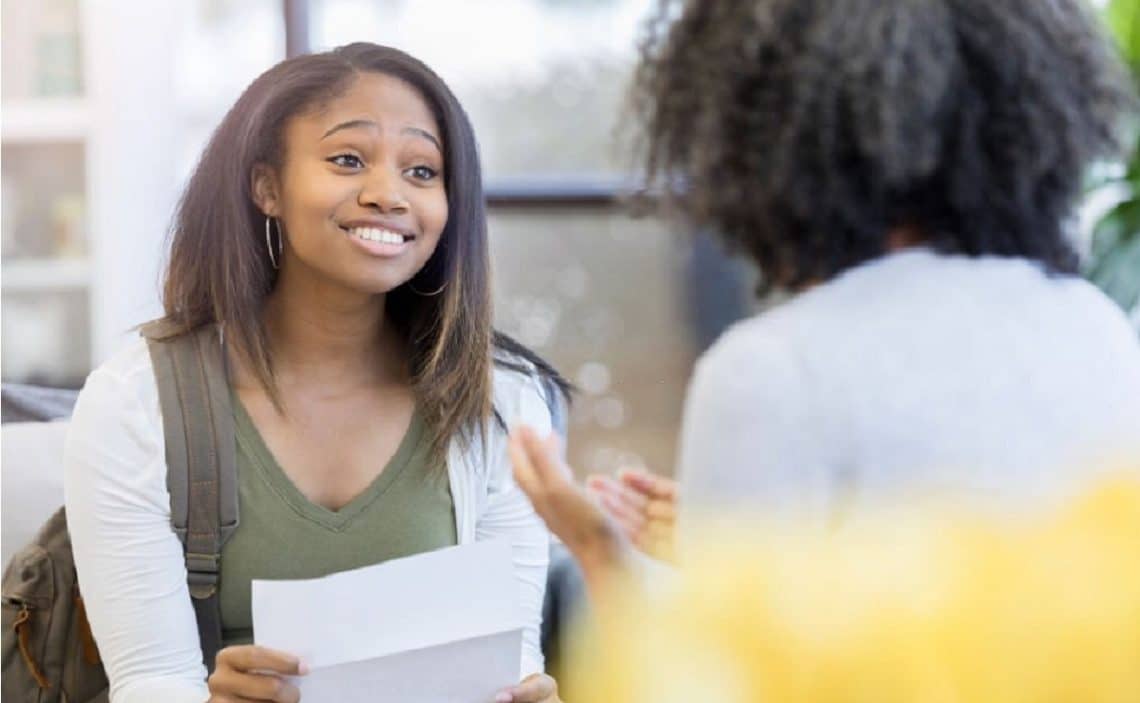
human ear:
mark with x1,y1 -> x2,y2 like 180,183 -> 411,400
250,163 -> 282,217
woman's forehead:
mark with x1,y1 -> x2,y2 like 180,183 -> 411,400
302,73 -> 442,145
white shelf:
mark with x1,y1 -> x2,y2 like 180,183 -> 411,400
1,98 -> 89,143
1,258 -> 91,291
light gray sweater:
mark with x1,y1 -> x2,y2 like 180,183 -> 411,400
678,249 -> 1140,529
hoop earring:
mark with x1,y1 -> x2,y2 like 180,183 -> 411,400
265,216 -> 283,270
409,280 -> 447,296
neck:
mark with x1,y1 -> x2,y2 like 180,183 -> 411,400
886,224 -> 926,252
258,267 -> 405,391
789,225 -> 927,293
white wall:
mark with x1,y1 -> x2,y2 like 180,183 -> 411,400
82,0 -> 179,364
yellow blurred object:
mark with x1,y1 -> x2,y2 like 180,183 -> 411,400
569,477 -> 1140,702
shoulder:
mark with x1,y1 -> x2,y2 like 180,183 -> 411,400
64,335 -> 170,519
690,309 -> 805,415
94,333 -> 155,380
72,334 -> 161,424
460,354 -> 556,490
1042,274 -> 1140,352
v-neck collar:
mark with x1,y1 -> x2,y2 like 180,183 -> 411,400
230,391 -> 426,532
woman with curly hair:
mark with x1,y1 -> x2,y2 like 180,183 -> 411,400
512,0 -> 1140,587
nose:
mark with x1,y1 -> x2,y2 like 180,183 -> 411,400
358,167 -> 409,213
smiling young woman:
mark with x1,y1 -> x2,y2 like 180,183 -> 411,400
63,43 -> 566,703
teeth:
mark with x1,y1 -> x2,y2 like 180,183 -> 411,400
349,227 -> 406,245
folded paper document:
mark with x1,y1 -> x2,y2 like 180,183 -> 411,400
252,540 -> 523,702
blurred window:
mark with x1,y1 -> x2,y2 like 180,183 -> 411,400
173,0 -> 286,180
311,0 -> 650,180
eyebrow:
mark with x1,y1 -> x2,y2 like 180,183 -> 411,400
320,119 -> 442,152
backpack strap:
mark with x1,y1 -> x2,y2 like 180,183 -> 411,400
142,322 -> 238,673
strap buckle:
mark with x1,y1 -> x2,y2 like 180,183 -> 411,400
186,552 -> 220,599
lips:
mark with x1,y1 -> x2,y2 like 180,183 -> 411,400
341,222 -> 416,242
341,223 -> 416,258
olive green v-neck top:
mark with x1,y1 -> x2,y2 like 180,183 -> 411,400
218,395 -> 457,646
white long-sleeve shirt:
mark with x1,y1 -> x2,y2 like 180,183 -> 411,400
678,250 -> 1140,529
63,337 -> 552,703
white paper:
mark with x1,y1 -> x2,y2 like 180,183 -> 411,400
252,540 -> 524,703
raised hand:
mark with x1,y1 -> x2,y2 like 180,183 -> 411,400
508,426 -> 629,597
587,468 -> 678,562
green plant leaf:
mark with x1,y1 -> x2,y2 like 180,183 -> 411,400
1088,0 -> 1140,323
1087,198 -> 1140,311
1092,198 -> 1140,256
1088,236 -> 1140,311
1107,0 -> 1140,71
1127,141 -> 1140,187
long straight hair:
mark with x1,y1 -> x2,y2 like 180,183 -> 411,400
160,43 -> 566,455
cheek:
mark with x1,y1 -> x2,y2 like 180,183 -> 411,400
421,191 -> 449,243
282,166 -> 350,227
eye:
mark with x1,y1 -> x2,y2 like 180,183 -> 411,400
405,165 -> 439,181
328,154 -> 364,169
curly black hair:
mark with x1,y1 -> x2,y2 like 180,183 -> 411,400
632,0 -> 1137,290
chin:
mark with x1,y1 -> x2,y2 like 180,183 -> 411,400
351,279 -> 409,296
311,254 -> 426,296
348,270 -> 417,296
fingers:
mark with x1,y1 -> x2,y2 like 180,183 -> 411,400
630,519 -> 676,562
589,477 -> 646,520
208,670 -> 300,703
209,694 -> 296,703
588,472 -> 676,540
209,646 -> 304,703
587,470 -> 678,561
645,497 -> 676,523
520,426 -> 567,483
633,519 -> 672,549
496,672 -> 559,702
509,427 -> 580,534
589,486 -> 648,540
216,645 -> 306,677
212,674 -> 299,703
510,426 -> 574,500
618,468 -> 678,501
510,427 -> 633,576
587,475 -> 648,510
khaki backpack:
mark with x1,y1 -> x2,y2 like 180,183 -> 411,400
2,324 -> 239,702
